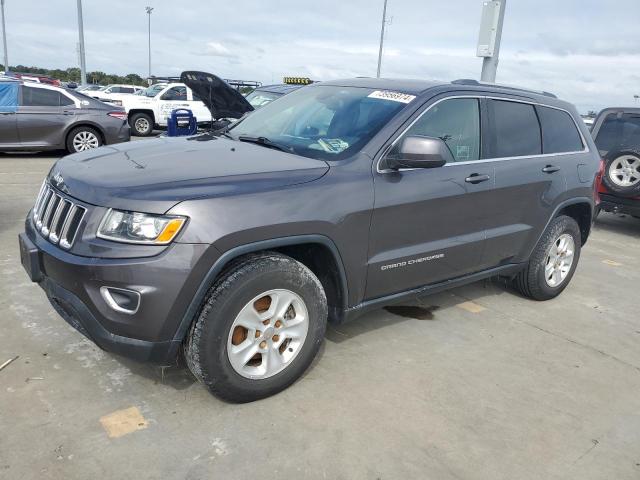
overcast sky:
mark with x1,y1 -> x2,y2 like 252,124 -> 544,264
3,0 -> 639,112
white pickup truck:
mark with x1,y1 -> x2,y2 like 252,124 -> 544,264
119,82 -> 213,136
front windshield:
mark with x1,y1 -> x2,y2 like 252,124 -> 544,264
230,85 -> 411,160
245,90 -> 281,108
140,84 -> 166,97
96,85 -> 111,92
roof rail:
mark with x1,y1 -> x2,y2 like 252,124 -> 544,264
451,79 -> 557,98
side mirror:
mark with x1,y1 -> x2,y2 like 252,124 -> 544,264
384,135 -> 453,170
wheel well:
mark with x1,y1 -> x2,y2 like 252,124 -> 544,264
129,109 -> 155,124
65,123 -> 106,145
263,243 -> 347,324
557,203 -> 592,245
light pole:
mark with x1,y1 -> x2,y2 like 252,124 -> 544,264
1,0 -> 8,72
477,0 -> 507,83
76,0 -> 87,85
376,0 -> 388,78
146,6 -> 153,81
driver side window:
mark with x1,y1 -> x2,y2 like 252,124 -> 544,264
162,86 -> 187,101
398,97 -> 481,162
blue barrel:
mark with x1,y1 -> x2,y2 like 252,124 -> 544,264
167,109 -> 197,136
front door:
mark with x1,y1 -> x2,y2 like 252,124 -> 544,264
366,96 -> 495,300
157,85 -> 191,125
0,82 -> 19,146
17,85 -> 75,148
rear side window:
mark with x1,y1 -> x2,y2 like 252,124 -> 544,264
401,97 -> 481,162
22,86 -> 64,107
489,99 -> 541,158
537,106 -> 583,153
594,113 -> 640,155
121,87 -> 134,94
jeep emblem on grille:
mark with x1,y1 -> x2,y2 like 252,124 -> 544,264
52,172 -> 67,192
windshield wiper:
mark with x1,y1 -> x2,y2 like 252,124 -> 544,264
237,135 -> 291,153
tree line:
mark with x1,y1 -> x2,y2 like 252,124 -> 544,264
0,65 -> 147,86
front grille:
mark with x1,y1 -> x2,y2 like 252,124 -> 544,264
32,182 -> 86,249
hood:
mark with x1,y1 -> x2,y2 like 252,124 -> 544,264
47,136 -> 329,214
180,71 -> 254,120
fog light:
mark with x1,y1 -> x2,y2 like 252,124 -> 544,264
100,286 -> 141,315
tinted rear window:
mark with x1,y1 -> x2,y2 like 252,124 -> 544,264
537,106 -> 583,153
22,86 -> 64,107
594,113 -> 640,155
489,99 -> 541,157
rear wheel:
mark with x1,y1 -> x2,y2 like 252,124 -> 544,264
514,215 -> 581,300
66,126 -> 102,153
185,252 -> 327,403
130,112 -> 154,137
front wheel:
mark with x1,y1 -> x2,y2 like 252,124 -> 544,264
184,252 -> 328,403
514,215 -> 582,301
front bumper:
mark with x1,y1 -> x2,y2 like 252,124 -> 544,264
19,216 -> 211,364
599,193 -> 640,217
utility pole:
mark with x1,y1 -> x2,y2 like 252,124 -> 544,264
476,0 -> 507,83
146,6 -> 153,81
376,0 -> 388,78
76,0 -> 87,85
1,0 -> 8,72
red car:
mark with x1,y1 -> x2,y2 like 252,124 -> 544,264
591,108 -> 640,218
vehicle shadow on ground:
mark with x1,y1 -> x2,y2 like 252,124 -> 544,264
594,212 -> 640,237
0,150 -> 66,159
325,276 -> 514,344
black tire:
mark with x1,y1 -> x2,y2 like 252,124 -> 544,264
184,252 -> 327,403
514,215 -> 582,301
601,148 -> 640,197
65,126 -> 102,153
129,112 -> 154,137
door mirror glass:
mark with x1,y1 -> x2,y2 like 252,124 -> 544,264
384,136 -> 453,169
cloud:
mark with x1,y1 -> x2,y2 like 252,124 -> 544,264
194,42 -> 236,58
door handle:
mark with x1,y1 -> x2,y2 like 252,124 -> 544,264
63,111 -> 75,116
465,173 -> 491,184
542,165 -> 560,173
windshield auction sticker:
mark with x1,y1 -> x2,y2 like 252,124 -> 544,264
368,90 -> 416,103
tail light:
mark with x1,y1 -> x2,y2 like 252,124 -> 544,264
107,111 -> 127,121
594,158 -> 605,204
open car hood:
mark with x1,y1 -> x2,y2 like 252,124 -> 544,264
181,71 -> 254,120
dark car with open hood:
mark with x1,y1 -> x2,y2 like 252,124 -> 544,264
19,77 -> 600,402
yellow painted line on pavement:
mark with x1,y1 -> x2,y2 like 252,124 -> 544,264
456,301 -> 486,313
100,406 -> 148,438
602,259 -> 623,267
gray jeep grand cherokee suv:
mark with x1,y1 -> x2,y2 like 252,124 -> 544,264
19,77 -> 599,402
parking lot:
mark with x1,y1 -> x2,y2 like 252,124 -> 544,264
0,149 -> 637,479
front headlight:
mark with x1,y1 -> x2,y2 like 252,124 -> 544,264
97,209 -> 187,245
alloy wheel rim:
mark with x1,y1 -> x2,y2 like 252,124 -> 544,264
544,233 -> 575,287
226,289 -> 309,379
609,155 -> 640,187
72,131 -> 99,151
135,117 -> 150,133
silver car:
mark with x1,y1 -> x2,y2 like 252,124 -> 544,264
0,80 -> 130,153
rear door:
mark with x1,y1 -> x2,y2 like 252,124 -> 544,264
17,85 -> 76,148
188,88 -> 213,123
366,95 -> 495,299
482,98 -> 583,267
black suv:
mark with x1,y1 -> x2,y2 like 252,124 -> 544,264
19,77 -> 600,402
